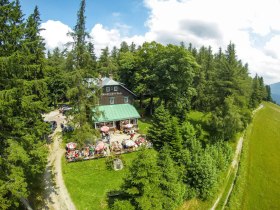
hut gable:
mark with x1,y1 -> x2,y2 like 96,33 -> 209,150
99,77 -> 137,105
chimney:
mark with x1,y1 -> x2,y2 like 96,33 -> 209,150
98,74 -> 102,87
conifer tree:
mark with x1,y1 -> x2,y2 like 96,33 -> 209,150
121,149 -> 164,210
0,2 -> 48,208
98,46 -> 118,76
168,117 -> 183,161
157,146 -> 185,210
250,74 -> 262,108
46,48 -> 69,105
265,85 -> 273,102
187,152 -> 217,200
87,42 -> 97,70
66,0 -> 99,145
147,105 -> 173,150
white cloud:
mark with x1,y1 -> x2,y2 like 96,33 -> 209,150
40,20 -> 73,50
40,0 -> 280,84
141,0 -> 280,84
264,35 -> 280,59
89,24 -> 122,56
89,24 -> 151,56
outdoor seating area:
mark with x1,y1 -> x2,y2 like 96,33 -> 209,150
65,133 -> 151,162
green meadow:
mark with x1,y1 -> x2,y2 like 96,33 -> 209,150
227,102 -> 280,210
62,152 -> 139,210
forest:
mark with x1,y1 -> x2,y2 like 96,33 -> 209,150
0,0 -> 272,209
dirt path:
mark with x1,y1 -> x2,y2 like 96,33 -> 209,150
43,110 -> 76,210
210,104 -> 264,210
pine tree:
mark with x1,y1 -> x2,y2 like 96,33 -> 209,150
45,48 -> 69,105
66,0 -> 99,145
187,151 -> 218,200
147,105 -> 173,150
98,46 -> 118,76
129,42 -> 137,52
265,85 -> 273,101
87,42 -> 97,70
0,2 -> 48,208
121,149 -> 164,210
168,117 -> 183,162
191,46 -> 216,111
120,41 -> 129,53
250,74 -> 262,108
157,146 -> 185,210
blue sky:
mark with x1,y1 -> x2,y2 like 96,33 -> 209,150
19,0 -> 280,84
20,0 -> 149,36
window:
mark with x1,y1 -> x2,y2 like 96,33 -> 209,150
114,86 -> 118,91
106,87 -> 110,92
110,97 -> 115,104
124,96 -> 129,103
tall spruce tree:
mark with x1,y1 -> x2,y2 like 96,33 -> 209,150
0,2 -> 48,208
147,105 -> 173,150
168,117 -> 183,162
66,0 -> 99,145
46,47 -> 69,105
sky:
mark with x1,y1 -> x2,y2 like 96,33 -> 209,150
20,0 -> 280,84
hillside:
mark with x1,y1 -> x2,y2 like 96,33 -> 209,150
270,82 -> 280,104
227,102 -> 280,209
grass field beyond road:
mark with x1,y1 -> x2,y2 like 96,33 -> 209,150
228,102 -> 280,210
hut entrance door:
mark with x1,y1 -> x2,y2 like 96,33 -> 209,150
116,121 -> 120,130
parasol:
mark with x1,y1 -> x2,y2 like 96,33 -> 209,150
95,141 -> 105,151
66,142 -> 77,149
124,123 -> 133,128
125,140 -> 136,147
100,126 -> 110,132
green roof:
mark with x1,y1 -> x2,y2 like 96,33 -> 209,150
93,104 -> 141,123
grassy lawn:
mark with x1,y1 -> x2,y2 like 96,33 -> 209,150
62,152 -> 139,210
227,102 -> 280,210
138,117 -> 152,134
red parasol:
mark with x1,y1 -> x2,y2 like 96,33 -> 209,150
100,126 -> 110,132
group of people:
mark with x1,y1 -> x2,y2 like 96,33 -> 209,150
65,135 -> 151,162
110,136 -> 151,153
65,144 -> 97,162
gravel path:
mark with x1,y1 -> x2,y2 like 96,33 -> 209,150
43,110 -> 76,210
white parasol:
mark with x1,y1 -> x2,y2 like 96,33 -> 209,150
124,123 -> 133,128
66,142 -> 77,149
125,140 -> 136,147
